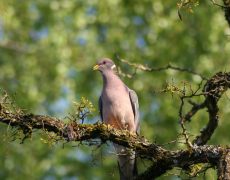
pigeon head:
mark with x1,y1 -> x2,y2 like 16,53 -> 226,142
93,58 -> 117,73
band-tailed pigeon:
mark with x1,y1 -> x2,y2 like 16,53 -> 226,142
93,58 -> 139,180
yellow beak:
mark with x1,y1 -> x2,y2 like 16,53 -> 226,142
93,64 -> 99,71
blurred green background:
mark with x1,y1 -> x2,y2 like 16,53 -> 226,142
0,0 -> 229,179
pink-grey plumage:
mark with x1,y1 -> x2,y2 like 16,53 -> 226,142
94,58 -> 139,180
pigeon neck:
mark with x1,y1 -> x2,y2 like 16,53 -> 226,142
102,71 -> 121,87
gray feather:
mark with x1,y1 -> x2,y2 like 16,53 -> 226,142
128,88 -> 140,133
99,96 -> 103,121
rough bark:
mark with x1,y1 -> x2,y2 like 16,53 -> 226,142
218,149 -> 230,180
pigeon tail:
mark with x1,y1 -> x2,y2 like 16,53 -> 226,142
115,144 -> 137,180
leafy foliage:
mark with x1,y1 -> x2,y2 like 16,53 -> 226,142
72,97 -> 95,123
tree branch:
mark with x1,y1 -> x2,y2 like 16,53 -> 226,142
217,149 -> 230,180
137,145 -> 224,179
184,101 -> 206,122
223,0 -> 230,26
0,102 -> 226,179
193,72 -> 230,145
115,56 -> 207,80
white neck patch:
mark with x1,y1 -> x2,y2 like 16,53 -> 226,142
111,64 -> 116,70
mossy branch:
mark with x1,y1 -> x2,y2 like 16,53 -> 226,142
0,101 -> 226,179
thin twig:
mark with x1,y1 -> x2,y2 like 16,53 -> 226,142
116,57 -> 207,80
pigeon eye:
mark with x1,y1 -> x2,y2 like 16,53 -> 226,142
103,61 -> 106,64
